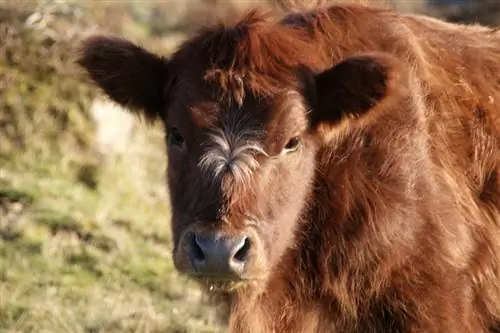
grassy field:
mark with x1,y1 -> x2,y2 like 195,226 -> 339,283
0,1 -> 225,332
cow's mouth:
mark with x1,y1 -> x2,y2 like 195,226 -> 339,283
194,275 -> 260,293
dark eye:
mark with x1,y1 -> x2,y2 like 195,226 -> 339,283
282,136 -> 301,153
167,127 -> 185,147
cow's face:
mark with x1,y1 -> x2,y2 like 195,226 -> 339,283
164,83 -> 318,291
77,13 -> 407,293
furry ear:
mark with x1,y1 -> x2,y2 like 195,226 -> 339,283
310,52 -> 409,128
76,35 -> 170,121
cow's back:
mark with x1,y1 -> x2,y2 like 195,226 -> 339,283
399,15 -> 500,318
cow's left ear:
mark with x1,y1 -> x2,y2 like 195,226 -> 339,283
309,52 -> 409,129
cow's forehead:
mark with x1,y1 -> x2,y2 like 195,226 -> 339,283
187,90 -> 268,128
198,116 -> 267,185
184,88 -> 308,136
183,89 -> 309,189
189,94 -> 269,186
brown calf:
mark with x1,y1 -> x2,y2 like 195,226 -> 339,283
77,3 -> 500,333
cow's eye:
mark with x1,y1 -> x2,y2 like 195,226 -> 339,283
282,136 -> 301,153
167,127 -> 185,147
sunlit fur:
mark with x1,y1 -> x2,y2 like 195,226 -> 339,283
77,2 -> 499,333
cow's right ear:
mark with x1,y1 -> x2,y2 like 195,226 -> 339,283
76,35 -> 170,121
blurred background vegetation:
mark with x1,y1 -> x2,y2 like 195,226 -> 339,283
0,0 -> 498,332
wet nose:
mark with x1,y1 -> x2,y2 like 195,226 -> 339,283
189,232 -> 252,277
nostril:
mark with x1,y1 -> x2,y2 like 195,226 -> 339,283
191,234 -> 205,262
233,237 -> 252,262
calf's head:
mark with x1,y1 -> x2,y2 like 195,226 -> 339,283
77,11 -> 409,292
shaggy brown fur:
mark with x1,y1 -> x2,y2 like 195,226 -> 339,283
77,3 -> 500,332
